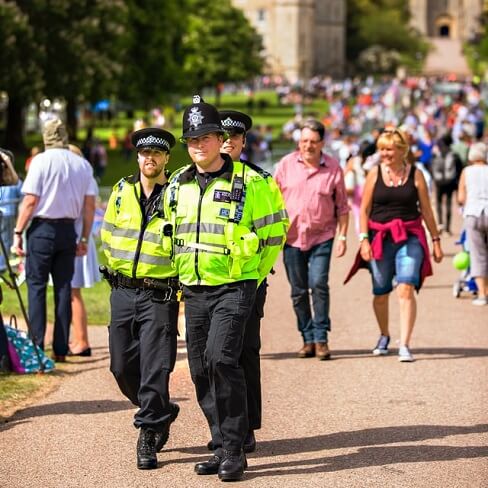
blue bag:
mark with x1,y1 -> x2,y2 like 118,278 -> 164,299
5,315 -> 55,373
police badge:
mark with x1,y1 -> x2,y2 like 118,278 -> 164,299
188,107 -> 204,129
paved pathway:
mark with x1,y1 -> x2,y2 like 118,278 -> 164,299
1,211 -> 487,487
423,38 -> 471,76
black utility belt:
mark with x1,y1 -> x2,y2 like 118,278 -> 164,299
116,274 -> 179,291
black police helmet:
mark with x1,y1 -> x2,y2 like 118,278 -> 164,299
182,95 -> 226,139
219,110 -> 252,135
131,127 -> 175,153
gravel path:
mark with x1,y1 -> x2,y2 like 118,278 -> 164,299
1,212 -> 487,487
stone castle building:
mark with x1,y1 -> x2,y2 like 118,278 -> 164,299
409,0 -> 484,41
231,1 -> 485,80
231,0 -> 346,82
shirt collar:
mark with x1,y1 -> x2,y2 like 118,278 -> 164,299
179,153 -> 234,183
297,151 -> 329,168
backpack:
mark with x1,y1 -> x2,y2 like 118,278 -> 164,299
432,151 -> 458,185
4,315 -> 55,373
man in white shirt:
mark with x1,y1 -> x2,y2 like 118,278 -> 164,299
13,118 -> 95,361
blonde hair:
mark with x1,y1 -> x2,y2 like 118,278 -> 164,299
377,128 -> 409,159
68,144 -> 83,157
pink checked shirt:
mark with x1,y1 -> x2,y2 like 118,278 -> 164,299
274,151 -> 349,251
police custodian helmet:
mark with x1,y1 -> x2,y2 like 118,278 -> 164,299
182,95 -> 226,139
219,110 -> 252,135
131,127 -> 176,153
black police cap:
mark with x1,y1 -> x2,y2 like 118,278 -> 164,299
131,127 -> 175,152
219,110 -> 252,135
182,95 -> 225,139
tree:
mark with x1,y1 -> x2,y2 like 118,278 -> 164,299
0,1 -> 43,149
27,0 -> 130,138
1,0 -> 130,147
119,0 -> 188,110
346,0 -> 428,74
182,0 -> 264,104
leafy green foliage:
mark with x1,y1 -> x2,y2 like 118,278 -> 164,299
182,0 -> 264,95
0,1 -> 43,99
119,0 -> 188,108
346,0 -> 428,73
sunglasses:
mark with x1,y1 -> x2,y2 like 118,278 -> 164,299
383,128 -> 407,145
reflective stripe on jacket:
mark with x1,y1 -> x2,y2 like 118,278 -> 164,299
101,177 -> 176,279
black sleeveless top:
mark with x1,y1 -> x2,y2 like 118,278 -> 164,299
370,165 -> 420,223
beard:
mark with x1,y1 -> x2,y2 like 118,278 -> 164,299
141,164 -> 164,179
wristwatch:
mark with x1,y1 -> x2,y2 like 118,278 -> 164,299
337,235 -> 347,241
359,232 -> 369,242
79,237 -> 88,244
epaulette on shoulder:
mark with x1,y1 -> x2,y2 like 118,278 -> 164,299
244,161 -> 272,179
112,176 -> 129,191
168,164 -> 191,184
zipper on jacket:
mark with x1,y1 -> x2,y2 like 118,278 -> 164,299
132,185 -> 147,279
194,186 -> 204,284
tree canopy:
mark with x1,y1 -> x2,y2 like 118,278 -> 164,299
346,0 -> 428,74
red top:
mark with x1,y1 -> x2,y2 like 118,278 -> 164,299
344,217 -> 433,290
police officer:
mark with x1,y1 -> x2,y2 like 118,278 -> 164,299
166,97 -> 286,481
101,128 -> 180,470
217,110 -> 288,453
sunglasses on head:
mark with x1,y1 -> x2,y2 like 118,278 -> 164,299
383,128 -> 406,144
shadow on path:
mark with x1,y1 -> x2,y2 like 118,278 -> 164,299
261,347 -> 488,361
245,445 -> 488,479
165,424 -> 488,477
0,397 -> 190,431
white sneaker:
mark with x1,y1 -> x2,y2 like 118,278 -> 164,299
472,297 -> 488,306
372,335 -> 390,356
398,346 -> 414,362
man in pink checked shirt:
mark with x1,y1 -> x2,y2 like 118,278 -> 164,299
274,119 -> 349,360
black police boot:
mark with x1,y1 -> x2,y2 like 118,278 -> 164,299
195,452 -> 223,475
206,440 -> 215,451
136,428 -> 157,470
243,430 -> 256,453
217,450 -> 247,481
155,402 -> 180,452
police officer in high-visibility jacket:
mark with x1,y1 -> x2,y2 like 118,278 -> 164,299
165,96 -> 286,481
101,128 -> 180,470
215,109 -> 288,454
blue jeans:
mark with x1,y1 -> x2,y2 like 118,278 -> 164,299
283,239 -> 333,344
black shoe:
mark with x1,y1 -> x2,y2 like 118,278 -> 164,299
243,430 -> 256,453
206,440 -> 215,451
137,428 -> 157,470
67,347 -> 92,357
155,402 -> 180,452
195,453 -> 223,475
218,450 -> 247,481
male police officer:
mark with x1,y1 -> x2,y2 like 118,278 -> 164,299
218,110 -> 288,453
101,128 -> 180,470
166,97 -> 286,481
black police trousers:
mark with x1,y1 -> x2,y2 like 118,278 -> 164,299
242,279 -> 267,431
184,279 -> 257,452
108,286 -> 178,431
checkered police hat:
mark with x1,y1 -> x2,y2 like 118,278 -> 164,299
182,95 -> 225,139
131,127 -> 175,152
219,110 -> 252,135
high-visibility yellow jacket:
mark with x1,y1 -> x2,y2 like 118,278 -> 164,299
101,175 -> 176,279
165,156 -> 288,286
